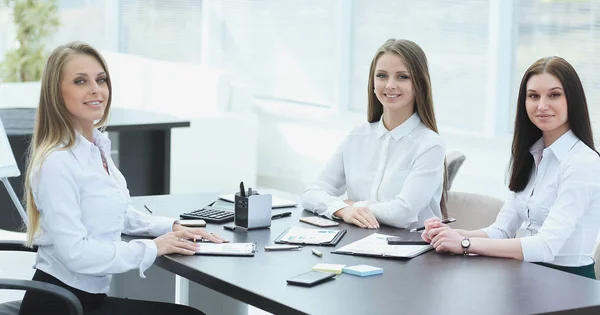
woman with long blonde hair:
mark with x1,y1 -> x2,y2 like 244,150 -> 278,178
19,41 -> 225,315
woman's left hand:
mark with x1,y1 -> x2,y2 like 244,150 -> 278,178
173,223 -> 229,243
430,228 -> 464,254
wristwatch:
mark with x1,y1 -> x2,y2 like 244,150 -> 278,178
461,237 -> 471,255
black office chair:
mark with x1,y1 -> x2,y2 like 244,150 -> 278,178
0,238 -> 83,315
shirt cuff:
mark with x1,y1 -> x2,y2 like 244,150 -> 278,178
149,217 -> 178,237
481,226 -> 506,239
130,239 -> 158,278
520,236 -> 546,262
325,200 -> 349,219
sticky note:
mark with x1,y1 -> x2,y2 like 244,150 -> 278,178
342,265 -> 383,277
312,263 -> 346,274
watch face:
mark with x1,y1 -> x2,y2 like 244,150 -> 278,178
461,239 -> 470,248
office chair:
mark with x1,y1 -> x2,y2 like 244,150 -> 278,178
446,191 -> 503,230
446,151 -> 466,190
0,117 -> 83,315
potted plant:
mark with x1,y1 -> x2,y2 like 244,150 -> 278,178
0,0 -> 60,108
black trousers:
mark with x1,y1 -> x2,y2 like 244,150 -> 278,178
19,269 -> 205,315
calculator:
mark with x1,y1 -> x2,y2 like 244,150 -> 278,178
180,201 -> 235,223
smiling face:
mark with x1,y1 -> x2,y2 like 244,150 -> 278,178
60,53 -> 109,131
525,72 -> 569,142
373,52 -> 415,120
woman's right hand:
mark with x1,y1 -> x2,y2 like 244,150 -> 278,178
153,230 -> 201,257
421,217 -> 449,243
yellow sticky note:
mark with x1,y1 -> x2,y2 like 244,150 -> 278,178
312,263 -> 346,275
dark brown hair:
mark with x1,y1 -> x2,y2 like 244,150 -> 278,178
509,56 -> 596,192
367,38 -> 448,218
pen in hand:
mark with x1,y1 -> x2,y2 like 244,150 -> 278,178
410,218 -> 456,232
143,204 -> 153,214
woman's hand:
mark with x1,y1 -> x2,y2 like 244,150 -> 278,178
421,217 -> 448,242
172,224 -> 229,243
153,230 -> 202,257
430,228 -> 465,254
334,206 -> 379,229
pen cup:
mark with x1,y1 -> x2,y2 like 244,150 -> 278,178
234,192 -> 272,230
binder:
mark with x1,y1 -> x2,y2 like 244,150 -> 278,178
274,226 -> 346,246
332,233 -> 432,259
194,242 -> 257,257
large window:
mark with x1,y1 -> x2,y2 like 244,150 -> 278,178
215,0 -> 339,107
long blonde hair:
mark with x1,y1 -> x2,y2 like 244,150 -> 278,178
367,39 -> 448,218
24,42 -> 112,247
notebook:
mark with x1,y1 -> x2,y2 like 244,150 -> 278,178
274,226 -> 346,246
194,242 -> 257,257
218,193 -> 297,208
332,233 -> 432,258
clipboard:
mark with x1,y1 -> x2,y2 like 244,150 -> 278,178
332,233 -> 432,259
194,242 -> 257,257
274,226 -> 346,246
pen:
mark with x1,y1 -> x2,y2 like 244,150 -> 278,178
271,211 -> 292,220
410,218 -> 456,232
311,248 -> 323,257
248,187 -> 253,196
240,182 -> 246,197
143,204 -> 153,214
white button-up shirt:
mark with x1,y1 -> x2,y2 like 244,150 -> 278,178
302,113 -> 445,229
482,130 -> 600,266
31,129 -> 174,293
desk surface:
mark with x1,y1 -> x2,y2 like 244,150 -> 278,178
132,193 -> 600,315
0,107 -> 190,135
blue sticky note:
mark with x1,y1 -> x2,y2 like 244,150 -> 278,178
342,265 -> 383,277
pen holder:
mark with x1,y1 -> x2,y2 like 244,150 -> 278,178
234,192 -> 273,230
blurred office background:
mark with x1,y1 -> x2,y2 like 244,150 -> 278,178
1,0 -> 599,312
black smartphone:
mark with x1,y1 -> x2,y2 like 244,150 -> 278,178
286,271 -> 336,287
386,237 -> 430,245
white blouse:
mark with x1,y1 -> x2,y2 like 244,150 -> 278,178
302,113 -> 445,229
482,130 -> 600,266
31,129 -> 175,293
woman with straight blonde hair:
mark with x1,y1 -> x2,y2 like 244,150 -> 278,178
19,41 -> 225,315
302,38 -> 447,229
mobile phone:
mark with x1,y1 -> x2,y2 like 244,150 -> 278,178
180,219 -> 207,227
286,270 -> 336,287
386,237 -> 430,245
299,216 -> 339,227
264,244 -> 302,251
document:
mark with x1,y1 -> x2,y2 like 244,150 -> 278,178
195,243 -> 256,256
278,226 -> 339,244
333,233 -> 432,258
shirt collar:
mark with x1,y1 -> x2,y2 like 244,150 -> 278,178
70,129 -> 111,165
377,112 -> 421,141
529,129 -> 579,163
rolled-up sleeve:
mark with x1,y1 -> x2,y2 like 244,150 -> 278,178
365,141 -> 445,228
481,193 -> 523,239
302,140 -> 348,219
33,153 -> 157,278
520,160 -> 599,262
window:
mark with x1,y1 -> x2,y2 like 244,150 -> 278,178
118,0 -> 203,64
215,0 -> 339,107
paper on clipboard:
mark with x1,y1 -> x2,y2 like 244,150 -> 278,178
333,233 -> 432,258
279,226 -> 339,244
195,243 -> 256,256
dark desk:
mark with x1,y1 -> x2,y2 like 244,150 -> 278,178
0,107 -> 190,231
131,193 -> 600,315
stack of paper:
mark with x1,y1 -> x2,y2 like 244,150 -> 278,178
312,263 -> 346,274
343,265 -> 383,277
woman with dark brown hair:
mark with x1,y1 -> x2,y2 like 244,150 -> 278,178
422,56 -> 600,279
302,38 -> 447,230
